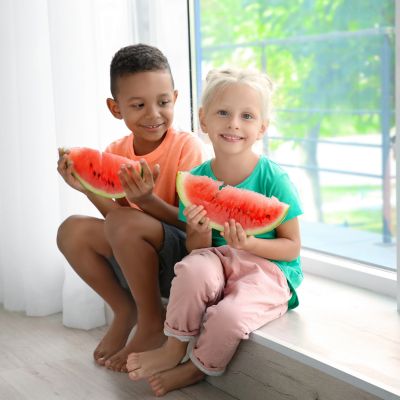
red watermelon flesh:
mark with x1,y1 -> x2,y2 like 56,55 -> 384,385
67,147 -> 141,198
176,171 -> 289,235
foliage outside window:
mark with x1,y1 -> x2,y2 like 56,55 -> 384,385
194,0 -> 396,270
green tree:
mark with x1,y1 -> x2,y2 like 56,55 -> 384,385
199,0 -> 395,224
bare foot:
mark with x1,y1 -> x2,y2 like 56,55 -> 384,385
105,328 -> 167,372
147,361 -> 205,397
93,311 -> 136,366
127,337 -> 188,380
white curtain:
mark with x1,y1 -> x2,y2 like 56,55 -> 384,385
0,0 -> 137,329
0,0 -> 191,330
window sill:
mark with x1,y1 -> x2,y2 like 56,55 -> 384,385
251,272 -> 400,399
301,248 -> 397,298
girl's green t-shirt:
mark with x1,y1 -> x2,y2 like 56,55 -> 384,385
178,156 -> 303,309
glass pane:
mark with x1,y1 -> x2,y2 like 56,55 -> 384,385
193,0 -> 396,270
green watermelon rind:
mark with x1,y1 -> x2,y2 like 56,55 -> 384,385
176,171 -> 290,235
72,171 -> 126,199
176,171 -> 225,232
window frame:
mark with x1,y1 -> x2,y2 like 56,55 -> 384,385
396,0 -> 399,311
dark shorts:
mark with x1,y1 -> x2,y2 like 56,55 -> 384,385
108,222 -> 187,298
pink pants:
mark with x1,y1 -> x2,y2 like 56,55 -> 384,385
164,245 -> 291,376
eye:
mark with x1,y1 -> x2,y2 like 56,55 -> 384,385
159,99 -> 171,106
217,110 -> 228,116
132,103 -> 144,109
242,113 -> 253,120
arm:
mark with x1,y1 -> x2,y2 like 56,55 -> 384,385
85,191 -> 123,218
185,224 -> 212,252
138,134 -> 203,228
221,217 -> 301,262
183,205 -> 212,252
118,160 -> 185,229
136,194 -> 185,230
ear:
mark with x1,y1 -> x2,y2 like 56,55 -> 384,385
198,107 -> 207,133
258,119 -> 269,139
173,90 -> 178,104
107,98 -> 123,120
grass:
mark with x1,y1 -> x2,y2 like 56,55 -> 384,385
321,184 -> 381,202
323,208 -> 383,233
320,184 -> 395,235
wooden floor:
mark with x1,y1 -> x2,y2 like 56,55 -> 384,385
0,306 -> 233,400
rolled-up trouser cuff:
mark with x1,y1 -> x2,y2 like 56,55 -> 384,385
163,328 -> 194,342
189,349 -> 225,376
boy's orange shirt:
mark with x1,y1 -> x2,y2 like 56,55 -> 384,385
105,127 -> 203,207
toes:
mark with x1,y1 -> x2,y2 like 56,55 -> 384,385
104,355 -> 128,373
126,353 -> 139,365
126,355 -> 140,371
148,376 -> 165,397
94,351 -> 108,366
128,371 -> 142,381
96,357 -> 107,366
154,388 -> 166,397
105,357 -> 116,368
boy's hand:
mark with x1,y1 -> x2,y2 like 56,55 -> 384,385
119,159 -> 159,205
183,205 -> 211,233
57,148 -> 87,193
221,219 -> 254,251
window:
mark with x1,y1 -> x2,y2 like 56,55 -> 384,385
189,0 -> 396,276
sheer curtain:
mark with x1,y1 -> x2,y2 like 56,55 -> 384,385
0,0 -> 137,329
0,0 -> 191,330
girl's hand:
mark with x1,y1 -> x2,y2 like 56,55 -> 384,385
57,148 -> 87,193
183,205 -> 211,233
118,159 -> 159,205
221,219 -> 254,251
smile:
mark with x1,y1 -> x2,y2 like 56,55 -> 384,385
142,123 -> 164,129
220,134 -> 244,141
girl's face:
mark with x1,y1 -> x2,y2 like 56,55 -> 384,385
199,83 -> 267,157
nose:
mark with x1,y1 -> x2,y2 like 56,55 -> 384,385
228,115 -> 240,130
146,104 -> 161,118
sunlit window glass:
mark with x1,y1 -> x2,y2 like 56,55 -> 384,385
193,0 -> 396,270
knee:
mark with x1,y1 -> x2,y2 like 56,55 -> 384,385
104,208 -> 142,245
174,254 -> 223,294
56,215 -> 88,253
175,256 -> 204,284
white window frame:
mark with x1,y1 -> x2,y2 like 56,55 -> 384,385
396,0 -> 399,311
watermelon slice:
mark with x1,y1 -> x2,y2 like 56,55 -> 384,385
66,147 -> 141,198
176,171 -> 289,235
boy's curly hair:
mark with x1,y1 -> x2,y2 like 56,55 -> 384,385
110,44 -> 174,98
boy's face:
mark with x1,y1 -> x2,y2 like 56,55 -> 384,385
107,71 -> 177,152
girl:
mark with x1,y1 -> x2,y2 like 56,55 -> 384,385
126,68 -> 303,396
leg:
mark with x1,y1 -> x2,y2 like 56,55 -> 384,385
190,247 -> 291,375
126,250 -> 225,380
103,208 -> 167,371
147,361 -> 205,397
57,215 -> 137,367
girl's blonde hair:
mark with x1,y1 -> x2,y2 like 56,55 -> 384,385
200,67 -> 275,120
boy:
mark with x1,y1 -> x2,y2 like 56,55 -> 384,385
57,44 -> 202,373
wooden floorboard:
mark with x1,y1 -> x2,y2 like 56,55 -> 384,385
0,306 -> 233,400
